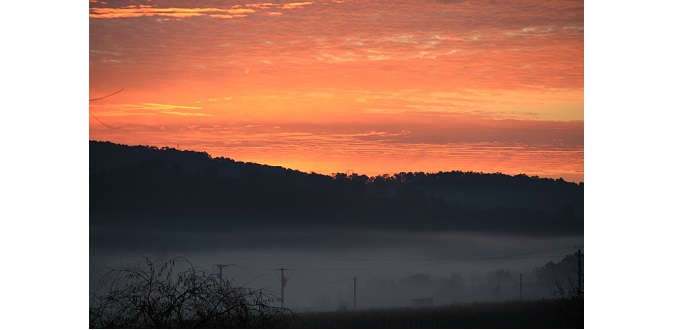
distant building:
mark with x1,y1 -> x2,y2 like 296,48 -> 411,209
411,298 -> 433,307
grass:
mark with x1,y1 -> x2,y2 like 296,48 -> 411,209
282,299 -> 583,329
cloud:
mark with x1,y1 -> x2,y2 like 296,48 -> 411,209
90,0 -> 583,181
91,0 -> 583,92
159,110 -> 213,116
89,6 -> 257,19
281,2 -> 315,10
96,103 -> 212,117
89,1 -> 315,19
202,96 -> 233,102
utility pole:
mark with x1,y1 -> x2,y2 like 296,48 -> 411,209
495,273 -> 501,302
519,273 -> 522,301
276,268 -> 289,308
214,264 -> 227,288
353,277 -> 357,310
213,264 -> 237,288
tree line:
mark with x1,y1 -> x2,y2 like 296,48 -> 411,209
90,140 -> 583,236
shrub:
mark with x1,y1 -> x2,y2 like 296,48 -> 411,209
89,257 -> 292,328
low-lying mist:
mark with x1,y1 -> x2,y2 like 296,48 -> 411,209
90,226 -> 582,312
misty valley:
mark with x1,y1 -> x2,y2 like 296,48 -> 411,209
89,141 -> 583,328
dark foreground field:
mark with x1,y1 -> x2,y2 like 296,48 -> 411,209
283,299 -> 583,329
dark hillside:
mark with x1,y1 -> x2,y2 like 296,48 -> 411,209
90,140 -> 583,237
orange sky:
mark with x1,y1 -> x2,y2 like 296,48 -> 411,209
89,0 -> 583,182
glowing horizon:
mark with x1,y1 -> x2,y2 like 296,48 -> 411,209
90,0 -> 584,182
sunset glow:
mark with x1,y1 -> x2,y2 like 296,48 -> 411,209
90,0 -> 584,182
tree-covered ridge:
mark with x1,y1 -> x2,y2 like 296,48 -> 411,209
90,140 -> 583,236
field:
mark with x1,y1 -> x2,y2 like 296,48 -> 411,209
89,256 -> 583,328
283,299 -> 584,329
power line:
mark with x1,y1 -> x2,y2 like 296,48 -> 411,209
89,88 -> 124,101
286,277 -> 354,292
89,87 -> 124,129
